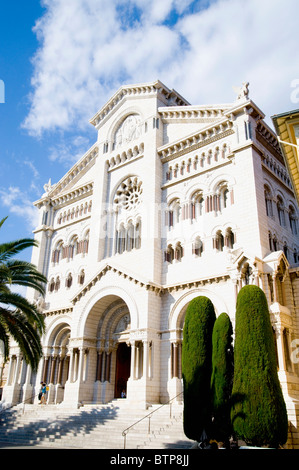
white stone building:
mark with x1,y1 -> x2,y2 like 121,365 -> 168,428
2,80 -> 299,446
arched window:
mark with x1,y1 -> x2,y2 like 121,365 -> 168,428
68,236 -> 79,260
52,241 -> 63,264
225,228 -> 235,249
135,221 -> 141,249
115,220 -> 142,254
193,237 -> 203,257
49,278 -> 55,292
191,192 -> 204,220
78,270 -> 85,285
83,231 -> 89,255
264,186 -> 273,217
55,276 -> 60,291
116,224 -> 126,254
113,176 -> 143,254
218,183 -> 230,212
174,242 -> 184,262
66,273 -> 73,289
168,198 -> 181,227
214,230 -> 224,252
164,245 -> 175,263
289,205 -> 297,235
126,221 -> 135,252
277,196 -> 285,226
283,242 -> 289,260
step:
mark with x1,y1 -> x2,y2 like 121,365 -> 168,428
0,401 -> 193,449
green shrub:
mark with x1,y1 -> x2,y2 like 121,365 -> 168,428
182,296 -> 216,441
231,285 -> 288,447
210,312 -> 234,444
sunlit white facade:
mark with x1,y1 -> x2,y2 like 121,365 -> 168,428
2,80 -> 299,447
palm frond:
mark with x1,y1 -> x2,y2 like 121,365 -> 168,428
3,260 -> 47,295
0,239 -> 39,262
0,217 -> 46,370
0,217 -> 8,229
0,316 -> 10,362
0,291 -> 45,334
1,308 -> 43,371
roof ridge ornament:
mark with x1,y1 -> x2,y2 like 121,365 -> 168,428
233,82 -> 250,100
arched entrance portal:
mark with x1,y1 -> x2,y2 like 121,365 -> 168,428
81,293 -> 133,404
42,322 -> 71,404
115,342 -> 131,398
167,292 -> 226,401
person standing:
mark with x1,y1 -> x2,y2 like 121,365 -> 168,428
40,382 -> 47,404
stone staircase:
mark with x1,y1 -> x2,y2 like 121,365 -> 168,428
0,399 -> 194,449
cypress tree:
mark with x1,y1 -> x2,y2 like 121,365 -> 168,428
231,285 -> 288,447
182,296 -> 216,442
210,312 -> 234,446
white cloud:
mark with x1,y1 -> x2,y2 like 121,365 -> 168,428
0,187 -> 40,231
22,0 -> 299,137
48,134 -> 91,166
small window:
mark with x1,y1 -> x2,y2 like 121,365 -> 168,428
78,270 -> 85,285
66,274 -> 73,288
193,237 -> 203,257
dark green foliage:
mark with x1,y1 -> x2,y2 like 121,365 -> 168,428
210,312 -> 234,444
0,217 -> 47,371
231,285 -> 288,447
182,296 -> 216,441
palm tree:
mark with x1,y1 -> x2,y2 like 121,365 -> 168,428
0,217 -> 47,371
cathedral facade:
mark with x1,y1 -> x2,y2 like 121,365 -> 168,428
2,80 -> 299,446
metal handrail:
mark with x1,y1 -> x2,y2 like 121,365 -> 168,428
122,391 -> 183,449
0,390 -> 41,415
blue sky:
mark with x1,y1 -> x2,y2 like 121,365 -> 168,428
1,0 -> 299,263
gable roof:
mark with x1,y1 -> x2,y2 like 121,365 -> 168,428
89,80 -> 190,128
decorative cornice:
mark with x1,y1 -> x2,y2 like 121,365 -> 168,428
71,263 -> 163,304
34,144 -> 98,207
256,120 -> 283,163
158,119 -> 234,162
159,104 -> 231,122
89,80 -> 190,128
71,261 -> 231,306
44,306 -> 73,317
51,182 -> 93,208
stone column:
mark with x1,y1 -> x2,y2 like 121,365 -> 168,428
7,355 -> 15,386
130,341 -> 136,380
77,347 -> 85,383
42,356 -> 50,383
275,324 -> 287,372
50,356 -> 57,384
143,340 -> 149,379
68,348 -> 74,383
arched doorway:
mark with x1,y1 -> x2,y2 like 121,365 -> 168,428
42,322 -> 71,404
114,342 -> 131,398
80,292 -> 133,403
167,290 -> 227,400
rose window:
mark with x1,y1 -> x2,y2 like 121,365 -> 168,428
114,176 -> 142,211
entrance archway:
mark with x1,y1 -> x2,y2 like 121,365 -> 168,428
81,292 -> 133,403
114,342 -> 131,398
167,291 -> 227,400
42,322 -> 71,404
